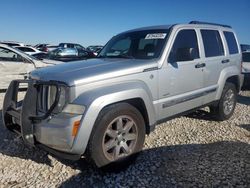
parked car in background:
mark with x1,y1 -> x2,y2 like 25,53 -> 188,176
0,41 -> 25,47
87,45 -> 103,55
32,52 -> 50,60
0,44 -> 62,90
46,47 -> 95,62
3,21 -> 243,169
242,51 -> 250,86
14,46 -> 43,55
241,44 -> 250,52
59,43 -> 85,50
34,44 -> 58,52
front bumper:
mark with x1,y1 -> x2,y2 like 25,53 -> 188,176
2,79 -> 82,160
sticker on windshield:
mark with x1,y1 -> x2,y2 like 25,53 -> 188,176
145,33 -> 167,39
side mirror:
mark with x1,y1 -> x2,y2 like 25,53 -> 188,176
176,47 -> 198,62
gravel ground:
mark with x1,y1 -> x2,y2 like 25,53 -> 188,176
0,91 -> 249,188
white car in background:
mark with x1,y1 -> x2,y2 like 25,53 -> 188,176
242,51 -> 250,86
242,51 -> 250,73
14,46 -> 43,56
0,41 -> 25,47
0,44 -> 62,90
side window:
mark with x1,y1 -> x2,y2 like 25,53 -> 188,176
169,29 -> 199,62
0,47 -> 23,62
78,49 -> 88,57
223,31 -> 239,54
201,30 -> 224,57
75,44 -> 84,50
21,47 -> 35,52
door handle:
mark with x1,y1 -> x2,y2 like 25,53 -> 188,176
195,63 -> 206,68
221,59 -> 230,64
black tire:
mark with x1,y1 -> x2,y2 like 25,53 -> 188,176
210,83 -> 237,121
86,103 -> 146,169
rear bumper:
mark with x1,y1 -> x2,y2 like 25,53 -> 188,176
2,79 -> 82,160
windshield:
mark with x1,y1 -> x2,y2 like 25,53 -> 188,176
99,29 -> 169,59
243,53 -> 250,62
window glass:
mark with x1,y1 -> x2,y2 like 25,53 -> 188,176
99,29 -> 169,59
169,29 -> 199,62
107,38 -> 131,56
18,47 -> 35,52
75,44 -> 84,50
0,47 -> 23,62
243,53 -> 250,62
78,49 -> 88,57
223,31 -> 239,54
25,47 -> 35,52
201,30 -> 224,57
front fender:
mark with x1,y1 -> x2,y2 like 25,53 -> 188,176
70,81 -> 156,154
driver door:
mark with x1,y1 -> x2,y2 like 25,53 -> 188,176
157,29 -> 204,120
0,47 -> 34,89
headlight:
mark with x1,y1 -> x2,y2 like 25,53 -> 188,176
62,104 -> 85,115
50,85 -> 67,113
38,85 -> 68,114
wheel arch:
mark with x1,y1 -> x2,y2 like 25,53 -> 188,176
101,98 -> 151,134
70,81 -> 156,155
225,75 -> 241,92
216,66 -> 242,100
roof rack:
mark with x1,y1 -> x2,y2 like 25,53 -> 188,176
189,21 -> 232,28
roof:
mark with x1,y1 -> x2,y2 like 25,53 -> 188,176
120,25 -> 173,34
119,21 -> 233,35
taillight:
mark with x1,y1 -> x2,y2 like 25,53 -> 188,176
44,47 -> 48,52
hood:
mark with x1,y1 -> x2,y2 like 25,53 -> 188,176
31,58 -> 157,86
42,59 -> 63,65
33,59 -> 63,68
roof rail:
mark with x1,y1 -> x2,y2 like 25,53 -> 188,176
189,21 -> 232,28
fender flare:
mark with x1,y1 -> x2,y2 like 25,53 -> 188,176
216,65 -> 241,100
70,81 -> 156,154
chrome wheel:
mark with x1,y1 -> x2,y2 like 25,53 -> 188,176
223,89 -> 235,115
102,115 -> 138,161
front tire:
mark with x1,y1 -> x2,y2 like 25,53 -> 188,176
210,83 -> 237,121
86,103 -> 146,168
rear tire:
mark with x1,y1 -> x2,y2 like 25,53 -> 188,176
86,103 -> 146,168
210,83 -> 237,121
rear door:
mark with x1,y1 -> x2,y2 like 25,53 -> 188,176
0,47 -> 34,89
199,29 -> 226,104
222,31 -> 241,71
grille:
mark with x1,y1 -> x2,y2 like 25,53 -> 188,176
37,85 -> 57,113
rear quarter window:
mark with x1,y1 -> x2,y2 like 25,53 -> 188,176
201,30 -> 224,57
223,31 -> 239,54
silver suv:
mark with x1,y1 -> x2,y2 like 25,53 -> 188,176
3,21 -> 243,168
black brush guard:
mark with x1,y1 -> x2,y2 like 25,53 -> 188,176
2,79 -> 62,146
